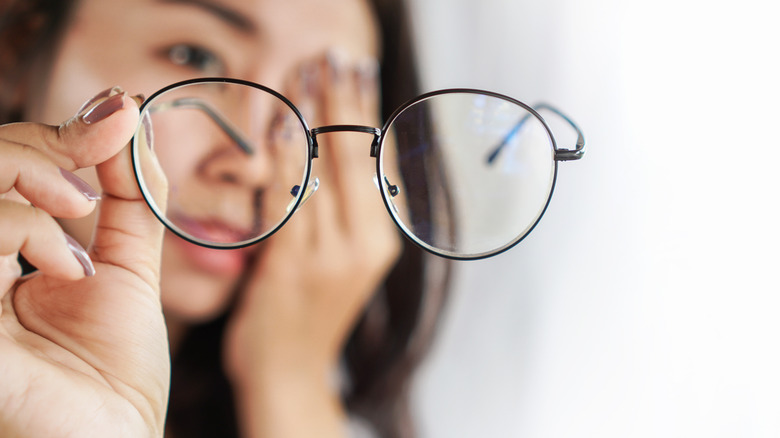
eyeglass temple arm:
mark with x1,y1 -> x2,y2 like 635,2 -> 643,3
485,103 -> 586,164
148,98 -> 254,154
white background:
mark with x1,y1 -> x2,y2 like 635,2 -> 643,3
408,0 -> 780,437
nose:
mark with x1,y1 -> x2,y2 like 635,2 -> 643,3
196,85 -> 285,191
196,143 -> 274,189
192,95 -> 298,235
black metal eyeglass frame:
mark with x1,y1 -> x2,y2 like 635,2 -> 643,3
132,77 -> 586,260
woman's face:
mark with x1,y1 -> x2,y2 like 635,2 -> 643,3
31,0 -> 379,323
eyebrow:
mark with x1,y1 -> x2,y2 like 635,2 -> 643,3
158,0 -> 256,33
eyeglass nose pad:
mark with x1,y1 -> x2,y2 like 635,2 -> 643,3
287,177 -> 320,213
373,174 -> 400,214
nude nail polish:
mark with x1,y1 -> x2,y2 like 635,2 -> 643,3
65,234 -> 95,277
300,62 -> 320,97
326,49 -> 346,83
355,57 -> 379,92
76,86 -> 123,116
131,93 -> 146,107
82,92 -> 126,125
60,168 -> 100,201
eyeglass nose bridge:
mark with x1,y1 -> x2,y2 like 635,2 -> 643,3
309,125 -> 382,158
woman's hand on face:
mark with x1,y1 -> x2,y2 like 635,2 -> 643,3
0,89 -> 170,438
224,53 -> 401,437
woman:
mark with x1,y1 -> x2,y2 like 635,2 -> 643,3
0,0 -> 450,436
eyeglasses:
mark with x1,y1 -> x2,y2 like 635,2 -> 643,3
131,78 -> 585,260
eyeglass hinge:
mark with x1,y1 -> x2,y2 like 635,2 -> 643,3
555,148 -> 585,161
311,137 -> 319,158
369,135 -> 380,157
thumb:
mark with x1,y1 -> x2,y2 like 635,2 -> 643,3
89,96 -> 169,288
0,87 -> 140,171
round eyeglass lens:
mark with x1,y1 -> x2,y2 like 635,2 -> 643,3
379,91 -> 557,259
133,80 -> 312,248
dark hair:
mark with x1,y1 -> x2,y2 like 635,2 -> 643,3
0,0 -> 74,122
0,1 -> 451,437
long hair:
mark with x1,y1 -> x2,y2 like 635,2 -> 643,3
0,1 -> 452,436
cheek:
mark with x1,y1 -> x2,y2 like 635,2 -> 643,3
150,122 -> 200,193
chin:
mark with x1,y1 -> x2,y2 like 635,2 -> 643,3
160,269 -> 236,324
159,236 -> 243,324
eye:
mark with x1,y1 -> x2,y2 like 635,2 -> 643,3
166,43 -> 225,75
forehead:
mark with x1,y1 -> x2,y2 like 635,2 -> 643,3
73,0 -> 380,59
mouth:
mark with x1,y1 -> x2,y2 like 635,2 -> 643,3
170,213 -> 257,245
166,212 -> 257,276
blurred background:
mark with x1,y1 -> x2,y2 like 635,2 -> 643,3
407,0 -> 780,436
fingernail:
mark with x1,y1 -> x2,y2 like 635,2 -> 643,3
131,93 -> 145,107
326,49 -> 346,83
272,112 -> 296,141
82,92 -> 126,125
299,62 -> 320,97
76,86 -> 123,116
355,58 -> 379,92
60,168 -> 100,201
65,234 -> 95,277
140,112 -> 154,150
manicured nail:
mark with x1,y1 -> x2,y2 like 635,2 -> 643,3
355,57 -> 379,92
76,86 -> 123,116
60,168 -> 100,201
140,112 -> 154,149
65,234 -> 95,277
326,49 -> 346,83
131,93 -> 145,107
82,92 -> 126,125
299,62 -> 320,97
272,112 -> 296,141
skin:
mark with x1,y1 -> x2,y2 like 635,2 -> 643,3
2,0 -> 402,436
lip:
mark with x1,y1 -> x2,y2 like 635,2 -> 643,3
170,213 -> 256,244
167,213 -> 256,277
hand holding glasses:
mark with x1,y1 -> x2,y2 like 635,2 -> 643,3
132,78 -> 585,260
